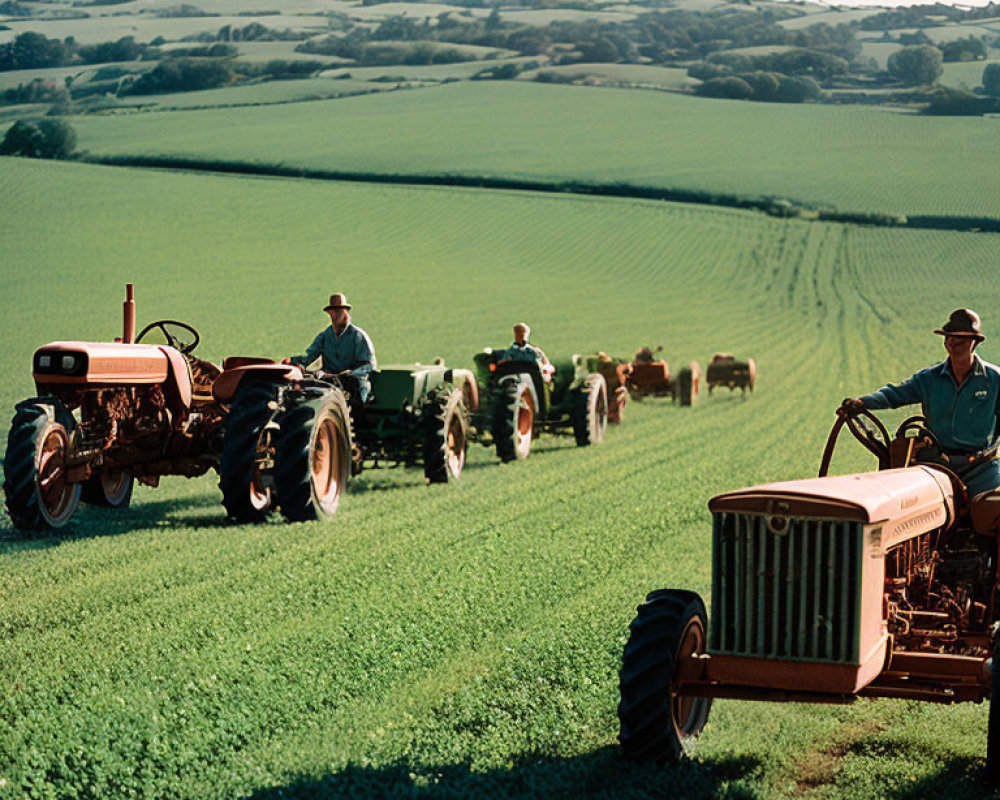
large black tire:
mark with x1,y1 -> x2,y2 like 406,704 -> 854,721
571,373 -> 608,447
423,387 -> 468,484
273,388 -> 352,522
3,399 -> 82,531
81,468 -> 134,509
219,379 -> 280,523
493,379 -> 534,463
618,589 -> 712,762
987,629 -> 1000,785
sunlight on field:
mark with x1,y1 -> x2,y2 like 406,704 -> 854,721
2,154 -> 999,798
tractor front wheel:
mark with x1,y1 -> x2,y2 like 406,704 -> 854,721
987,628 -> 1000,785
571,373 -> 608,447
493,380 -> 534,463
618,589 -> 712,762
273,389 -> 352,522
424,387 -> 468,484
81,467 -> 134,508
220,379 -> 281,523
3,399 -> 82,531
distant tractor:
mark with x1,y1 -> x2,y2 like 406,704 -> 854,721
706,353 -> 756,395
618,404 -> 1000,779
3,284 -> 352,531
628,346 -> 700,407
469,349 -> 607,462
350,363 -> 476,483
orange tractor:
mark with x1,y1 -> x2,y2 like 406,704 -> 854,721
3,285 -> 352,531
627,346 -> 700,407
617,404 -> 1000,779
706,352 -> 756,395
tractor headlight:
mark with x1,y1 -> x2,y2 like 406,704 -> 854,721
38,355 -> 51,368
62,355 -> 77,372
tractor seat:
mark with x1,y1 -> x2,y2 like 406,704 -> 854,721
970,489 -> 1000,535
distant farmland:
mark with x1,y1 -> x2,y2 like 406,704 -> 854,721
70,81 -> 1000,219
2,156 -> 999,799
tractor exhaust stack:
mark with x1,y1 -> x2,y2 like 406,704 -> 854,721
123,283 -> 136,344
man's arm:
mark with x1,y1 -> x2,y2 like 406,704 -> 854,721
349,328 -> 375,379
289,330 -> 326,368
859,374 -> 922,410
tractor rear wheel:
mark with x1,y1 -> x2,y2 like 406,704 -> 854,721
273,389 -> 351,522
618,589 -> 712,763
3,399 -> 82,531
571,373 -> 608,447
493,379 -> 534,463
424,387 -> 468,484
81,467 -> 134,508
988,629 -> 1000,784
219,379 -> 280,523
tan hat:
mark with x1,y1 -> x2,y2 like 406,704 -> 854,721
934,308 -> 984,342
323,293 -> 352,312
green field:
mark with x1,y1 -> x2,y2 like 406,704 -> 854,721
3,154 -> 1000,799
68,81 -> 1000,218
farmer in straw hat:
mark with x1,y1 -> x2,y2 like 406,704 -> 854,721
285,292 -> 377,403
842,308 -> 1000,496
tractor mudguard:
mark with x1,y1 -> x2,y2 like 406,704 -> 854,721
446,368 -> 479,412
498,372 -> 539,416
213,363 -> 304,404
157,346 -> 193,409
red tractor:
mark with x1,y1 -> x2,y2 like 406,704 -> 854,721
628,346 -> 700,407
3,285 -> 352,531
706,352 -> 756,395
618,405 -> 1000,780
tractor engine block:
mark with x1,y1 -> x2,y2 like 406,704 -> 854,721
79,386 -> 171,451
885,528 -> 992,658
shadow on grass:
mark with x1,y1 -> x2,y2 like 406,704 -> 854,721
247,747 -> 762,800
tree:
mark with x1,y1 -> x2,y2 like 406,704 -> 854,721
0,118 -> 76,158
940,36 -> 988,63
695,76 -> 754,100
888,45 -> 943,86
982,62 -> 1000,96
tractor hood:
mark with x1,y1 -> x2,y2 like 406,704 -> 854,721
709,467 -> 954,527
33,341 -> 170,384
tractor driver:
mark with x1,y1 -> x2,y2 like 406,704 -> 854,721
284,293 -> 377,403
841,308 -> 1000,497
500,323 -> 554,381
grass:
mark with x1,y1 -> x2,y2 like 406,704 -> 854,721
67,81 -> 1000,219
2,155 -> 1000,799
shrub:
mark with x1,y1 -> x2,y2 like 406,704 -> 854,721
924,85 -> 1000,115
127,58 -> 234,94
695,76 -> 754,99
774,74 -> 821,102
983,62 -> 1000,96
687,61 -> 729,81
888,45 -> 943,86
0,118 -> 76,158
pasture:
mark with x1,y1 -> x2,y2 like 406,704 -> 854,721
68,81 -> 1000,218
2,155 -> 1000,799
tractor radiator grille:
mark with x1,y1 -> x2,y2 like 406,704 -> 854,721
709,512 -> 862,663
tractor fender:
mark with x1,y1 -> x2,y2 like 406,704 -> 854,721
213,363 -> 304,404
446,368 -> 479,412
497,372 -> 538,414
157,346 -> 193,410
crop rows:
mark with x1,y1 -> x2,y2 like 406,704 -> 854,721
1,157 -> 998,798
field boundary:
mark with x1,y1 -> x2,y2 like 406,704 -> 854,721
82,155 -> 1000,234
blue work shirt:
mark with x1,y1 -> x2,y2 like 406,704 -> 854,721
500,341 -> 546,364
860,356 -> 1000,454
291,323 -> 376,401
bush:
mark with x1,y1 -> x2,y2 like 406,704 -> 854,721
940,35 -> 988,63
737,71 -> 781,101
695,76 -> 754,99
774,74 -> 821,102
2,78 -> 69,106
0,118 -> 76,158
888,45 -> 943,86
924,85 -> 1000,115
687,61 -> 729,81
127,58 -> 234,94
982,62 -> 1000,96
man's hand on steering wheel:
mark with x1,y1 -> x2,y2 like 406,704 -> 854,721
838,397 -> 865,417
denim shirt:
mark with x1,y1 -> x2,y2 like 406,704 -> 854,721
860,356 -> 1000,453
500,341 -> 545,364
290,323 -> 376,399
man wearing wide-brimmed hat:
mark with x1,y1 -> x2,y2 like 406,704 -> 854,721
843,308 -> 1000,495
286,293 -> 376,402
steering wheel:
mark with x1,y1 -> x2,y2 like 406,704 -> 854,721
136,320 -> 200,355
894,415 -> 942,453
844,408 -> 891,466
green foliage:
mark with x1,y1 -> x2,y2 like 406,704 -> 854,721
709,49 -> 848,82
984,63 -> 1000,96
888,45 -> 944,86
127,58 -> 235,95
0,31 -> 69,71
695,76 -> 754,100
1,78 -> 69,106
924,85 -> 1000,115
0,118 -> 76,158
939,36 -> 988,63
1,156 -> 997,800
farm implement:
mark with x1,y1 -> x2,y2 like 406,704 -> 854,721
348,363 -> 476,483
706,353 -> 757,395
627,346 -> 700,406
3,284 -> 352,530
469,349 -> 607,462
618,402 -> 1000,780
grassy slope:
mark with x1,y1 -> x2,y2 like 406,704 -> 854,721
69,81 -> 1000,218
2,157 -> 999,799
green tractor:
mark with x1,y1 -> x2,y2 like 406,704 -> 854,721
350,363 -> 477,483
469,350 -> 608,462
